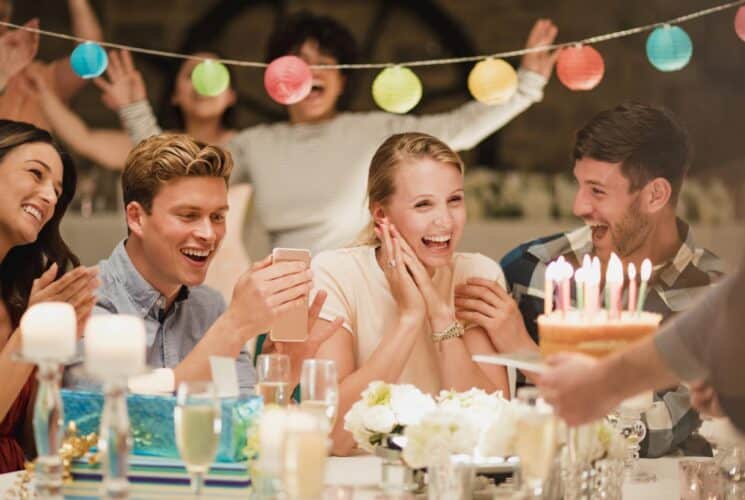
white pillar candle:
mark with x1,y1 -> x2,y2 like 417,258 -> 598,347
20,302 -> 76,360
84,314 -> 146,380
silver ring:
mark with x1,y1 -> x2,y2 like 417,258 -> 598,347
387,259 -> 396,268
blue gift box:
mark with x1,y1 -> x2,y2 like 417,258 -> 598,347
61,390 -> 262,463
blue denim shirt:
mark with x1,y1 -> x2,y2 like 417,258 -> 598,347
64,240 -> 256,393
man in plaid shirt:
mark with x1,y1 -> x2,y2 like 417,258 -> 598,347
455,102 -> 724,457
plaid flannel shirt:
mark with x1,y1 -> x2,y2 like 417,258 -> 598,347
501,218 -> 724,457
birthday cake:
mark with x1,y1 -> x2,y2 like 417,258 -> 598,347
537,310 -> 662,358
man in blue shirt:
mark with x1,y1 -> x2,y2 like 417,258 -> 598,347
65,133 -> 341,394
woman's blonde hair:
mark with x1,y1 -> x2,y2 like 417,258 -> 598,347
353,132 -> 465,246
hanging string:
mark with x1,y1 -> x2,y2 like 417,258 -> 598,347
0,0 -> 743,70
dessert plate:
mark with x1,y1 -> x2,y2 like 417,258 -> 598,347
472,351 -> 547,374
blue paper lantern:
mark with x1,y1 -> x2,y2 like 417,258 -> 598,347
646,25 -> 692,72
70,42 -> 108,79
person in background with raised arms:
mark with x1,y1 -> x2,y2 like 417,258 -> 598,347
310,132 -> 510,456
0,0 -> 103,131
112,12 -> 559,253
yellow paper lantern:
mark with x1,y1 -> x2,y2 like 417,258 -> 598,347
372,66 -> 422,114
468,58 -> 518,104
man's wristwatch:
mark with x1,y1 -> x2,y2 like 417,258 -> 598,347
431,320 -> 465,343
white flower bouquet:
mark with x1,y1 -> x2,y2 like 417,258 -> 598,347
343,381 -> 436,453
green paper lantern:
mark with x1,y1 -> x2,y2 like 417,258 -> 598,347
191,60 -> 230,97
372,66 -> 422,114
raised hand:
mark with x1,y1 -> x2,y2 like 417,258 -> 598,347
29,263 -> 99,337
689,381 -> 725,419
374,220 -> 426,322
228,254 -> 313,339
454,278 -> 535,353
93,50 -> 147,111
0,19 -> 40,87
520,18 -> 559,79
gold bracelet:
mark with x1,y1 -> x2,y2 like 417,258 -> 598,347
432,321 -> 465,343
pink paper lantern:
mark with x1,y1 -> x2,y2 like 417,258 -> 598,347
264,55 -> 312,105
736,6 -> 745,42
556,45 -> 605,91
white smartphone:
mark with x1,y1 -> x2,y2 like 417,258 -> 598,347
269,248 -> 311,343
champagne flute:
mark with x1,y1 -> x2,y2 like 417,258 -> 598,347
256,353 -> 292,407
299,359 -> 339,431
174,381 -> 222,496
515,387 -> 558,499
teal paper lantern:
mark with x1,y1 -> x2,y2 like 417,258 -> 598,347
646,25 -> 693,72
191,60 -> 231,97
70,42 -> 108,79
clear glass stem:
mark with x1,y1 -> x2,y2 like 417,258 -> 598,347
99,382 -> 131,499
32,361 -> 64,499
617,410 -> 655,483
190,471 -> 205,495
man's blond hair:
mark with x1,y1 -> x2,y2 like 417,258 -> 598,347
122,133 -> 233,212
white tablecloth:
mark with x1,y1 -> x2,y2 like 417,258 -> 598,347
0,456 -> 683,499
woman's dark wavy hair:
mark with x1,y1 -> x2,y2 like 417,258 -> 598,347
0,120 -> 80,328
265,10 -> 358,77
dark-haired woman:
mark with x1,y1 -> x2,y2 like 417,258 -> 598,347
0,120 -> 97,472
116,12 -> 559,254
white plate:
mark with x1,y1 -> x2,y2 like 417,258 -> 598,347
472,352 -> 547,374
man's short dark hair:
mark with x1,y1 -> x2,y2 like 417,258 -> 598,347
265,10 -> 358,77
573,102 -> 691,203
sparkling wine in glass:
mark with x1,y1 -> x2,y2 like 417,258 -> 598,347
174,381 -> 222,496
256,353 -> 291,407
515,387 -> 558,499
299,359 -> 339,431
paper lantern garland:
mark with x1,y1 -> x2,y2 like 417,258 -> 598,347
191,60 -> 231,97
372,66 -> 422,114
646,25 -> 693,72
70,42 -> 108,79
468,58 -> 518,104
556,45 -> 605,91
264,55 -> 313,105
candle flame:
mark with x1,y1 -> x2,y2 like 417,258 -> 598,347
589,256 -> 602,284
574,267 -> 586,283
606,253 -> 624,283
582,254 -> 592,271
641,258 -> 652,281
628,262 -> 637,280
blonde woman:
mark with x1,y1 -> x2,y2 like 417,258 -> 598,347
312,132 -> 509,455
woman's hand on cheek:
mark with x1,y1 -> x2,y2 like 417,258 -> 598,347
390,224 -> 453,331
375,221 -> 426,322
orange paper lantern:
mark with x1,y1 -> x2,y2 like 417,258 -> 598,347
264,55 -> 312,105
556,45 -> 605,91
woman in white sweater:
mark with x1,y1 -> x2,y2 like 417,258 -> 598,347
312,132 -> 509,455
115,12 -> 558,253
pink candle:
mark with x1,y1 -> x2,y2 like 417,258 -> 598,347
627,263 -> 637,313
606,253 -> 624,319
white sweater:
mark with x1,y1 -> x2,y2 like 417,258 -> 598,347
119,69 -> 547,253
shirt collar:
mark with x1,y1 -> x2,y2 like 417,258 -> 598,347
108,240 -> 190,317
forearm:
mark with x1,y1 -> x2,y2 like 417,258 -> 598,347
435,336 -> 500,393
330,316 -> 421,456
39,92 -> 130,169
173,312 -> 257,387
0,332 -> 36,421
118,100 -> 163,144
68,0 -> 103,41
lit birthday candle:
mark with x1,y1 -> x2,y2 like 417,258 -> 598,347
544,262 -> 556,315
586,256 -> 601,315
636,259 -> 653,314
606,253 -> 624,319
574,267 -> 586,312
627,262 -> 637,313
556,257 -> 572,314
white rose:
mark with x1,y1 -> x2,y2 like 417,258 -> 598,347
362,405 -> 396,434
